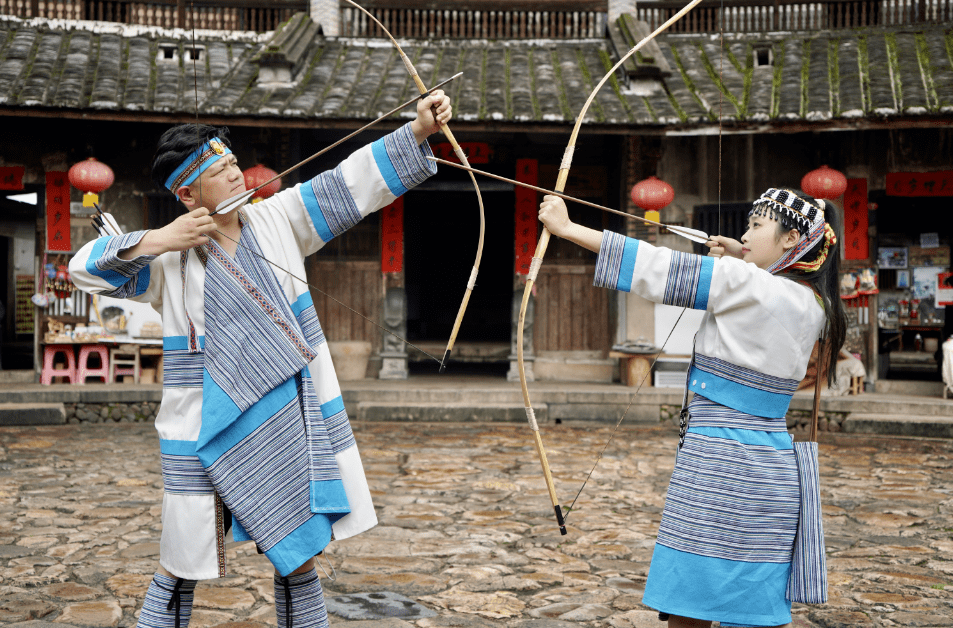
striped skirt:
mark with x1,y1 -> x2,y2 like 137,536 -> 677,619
643,394 -> 799,627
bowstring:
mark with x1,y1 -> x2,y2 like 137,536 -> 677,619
718,0 -> 724,236
564,5 -> 728,521
564,308 -> 687,518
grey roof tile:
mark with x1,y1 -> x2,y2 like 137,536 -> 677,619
804,38 -> 832,120
18,30 -> 61,106
53,30 -> 93,108
926,32 -> 953,111
836,37 -> 864,116
866,33 -> 896,113
89,33 -> 121,109
0,28 -> 37,105
895,32 -> 926,112
123,37 -> 152,110
0,16 -> 950,132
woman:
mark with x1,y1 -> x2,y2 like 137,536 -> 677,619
538,187 -> 845,628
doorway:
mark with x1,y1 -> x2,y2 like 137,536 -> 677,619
404,189 -> 514,375
0,187 -> 42,371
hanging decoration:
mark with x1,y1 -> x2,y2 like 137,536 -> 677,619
46,171 -> 71,251
243,164 -> 281,202
800,165 -> 847,200
68,157 -> 115,207
631,176 -> 674,223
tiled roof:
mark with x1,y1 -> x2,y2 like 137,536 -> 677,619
0,15 -> 950,130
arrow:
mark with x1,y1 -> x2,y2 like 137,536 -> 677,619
212,72 -> 464,216
426,157 -> 711,245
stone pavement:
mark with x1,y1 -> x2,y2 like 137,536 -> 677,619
1,421 -> 952,628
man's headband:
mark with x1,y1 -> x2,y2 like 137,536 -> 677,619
165,137 -> 231,193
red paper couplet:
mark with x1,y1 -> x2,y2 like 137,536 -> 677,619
843,178 -> 868,260
514,159 -> 538,275
46,171 -> 71,252
0,166 -> 24,190
885,171 -> 953,197
381,197 -> 404,273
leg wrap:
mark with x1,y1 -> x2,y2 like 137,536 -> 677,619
137,573 -> 197,628
274,568 -> 328,628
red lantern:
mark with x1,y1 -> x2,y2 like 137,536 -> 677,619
68,157 -> 115,208
800,165 -> 847,200
630,176 -> 675,211
243,164 -> 281,201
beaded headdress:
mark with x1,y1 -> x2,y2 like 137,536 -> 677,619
752,188 -> 837,275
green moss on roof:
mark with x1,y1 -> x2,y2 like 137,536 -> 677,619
858,34 -> 871,112
528,48 -> 541,121
914,33 -> 938,110
504,47 -> 513,120
319,43 -> 350,104
550,48 -> 572,120
575,48 -> 605,124
670,45 -> 715,122
598,48 -> 633,123
885,32 -> 902,108
800,39 -> 811,117
288,43 -> 329,108
828,39 -> 840,116
478,46 -> 487,120
697,42 -> 743,118
771,40 -> 784,118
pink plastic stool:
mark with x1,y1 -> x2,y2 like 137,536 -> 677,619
77,344 -> 110,384
41,345 -> 77,385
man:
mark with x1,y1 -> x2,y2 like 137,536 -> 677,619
70,91 -> 452,628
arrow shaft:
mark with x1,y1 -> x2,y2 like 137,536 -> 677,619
427,157 -> 709,242
213,72 -> 463,215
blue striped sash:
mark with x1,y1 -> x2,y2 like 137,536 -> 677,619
658,429 -> 799,564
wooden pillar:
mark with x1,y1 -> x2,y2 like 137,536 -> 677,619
379,197 -> 408,379
508,158 -> 538,382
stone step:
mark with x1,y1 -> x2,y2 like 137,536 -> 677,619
356,401 -> 548,423
842,414 -> 953,439
0,402 -> 66,425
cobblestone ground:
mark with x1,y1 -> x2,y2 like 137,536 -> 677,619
1,422 -> 952,628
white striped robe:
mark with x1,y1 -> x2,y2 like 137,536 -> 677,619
593,230 -> 826,626
69,123 -> 435,580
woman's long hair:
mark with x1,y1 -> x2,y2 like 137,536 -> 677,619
751,189 -> 847,385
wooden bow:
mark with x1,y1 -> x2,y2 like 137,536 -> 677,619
342,0 -> 485,373
518,0 -> 707,535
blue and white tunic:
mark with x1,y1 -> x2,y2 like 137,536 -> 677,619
70,123 -> 436,580
594,230 -> 825,627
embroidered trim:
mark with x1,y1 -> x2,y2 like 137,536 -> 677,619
205,243 -> 317,362
214,492 -> 227,578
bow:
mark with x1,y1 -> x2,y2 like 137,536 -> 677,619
518,0 -> 707,535
342,0 -> 485,374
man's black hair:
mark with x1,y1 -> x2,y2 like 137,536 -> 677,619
151,124 -> 231,191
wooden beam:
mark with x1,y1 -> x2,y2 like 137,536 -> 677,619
339,0 -> 608,11
0,107 -> 950,136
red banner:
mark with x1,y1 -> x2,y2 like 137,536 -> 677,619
432,142 -> 492,165
380,197 -> 403,273
514,159 -> 538,275
46,171 -> 71,252
843,178 -> 868,260
0,166 -> 24,190
885,171 -> 953,197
